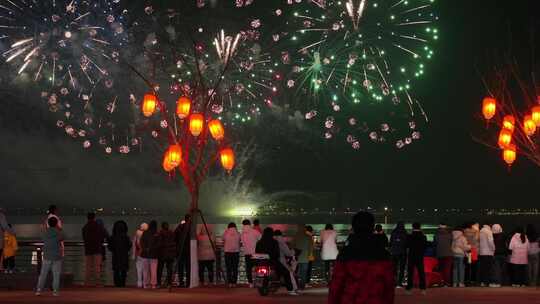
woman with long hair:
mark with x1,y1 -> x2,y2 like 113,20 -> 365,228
509,227 -> 530,287
320,224 -> 338,284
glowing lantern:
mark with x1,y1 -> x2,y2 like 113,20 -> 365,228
208,119 -> 225,141
176,96 -> 191,119
502,115 -> 515,132
163,158 -> 175,173
498,129 -> 512,149
164,144 -> 182,168
142,93 -> 157,117
189,113 -> 204,137
482,97 -> 496,120
220,148 -> 235,171
503,144 -> 517,166
532,106 -> 540,126
523,115 -> 536,136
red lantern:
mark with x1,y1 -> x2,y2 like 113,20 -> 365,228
532,106 -> 540,126
523,115 -> 536,136
189,113 -> 204,137
163,158 -> 175,173
220,148 -> 235,171
164,144 -> 182,169
503,144 -> 517,166
498,129 -> 512,149
502,115 -> 515,133
482,97 -> 496,120
176,96 -> 191,119
142,93 -> 157,117
208,119 -> 225,141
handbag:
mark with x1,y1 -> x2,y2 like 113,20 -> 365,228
471,247 -> 478,262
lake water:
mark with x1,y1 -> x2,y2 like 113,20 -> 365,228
7,215 -> 438,242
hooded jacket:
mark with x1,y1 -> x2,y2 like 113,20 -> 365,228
223,227 -> 241,253
275,235 -> 294,267
320,229 -> 339,261
241,225 -> 261,256
479,225 -> 495,256
132,223 -> 147,260
452,231 -> 471,257
389,226 -> 408,255
407,230 -> 427,258
508,233 -> 529,265
197,231 -> 216,261
158,229 -> 177,260
435,226 -> 453,258
464,226 -> 480,249
293,229 -> 312,263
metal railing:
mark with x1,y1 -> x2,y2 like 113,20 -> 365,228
12,241 -> 326,286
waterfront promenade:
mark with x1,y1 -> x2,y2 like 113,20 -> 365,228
1,287 -> 540,304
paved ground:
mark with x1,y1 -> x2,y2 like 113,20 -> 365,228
0,286 -> 539,304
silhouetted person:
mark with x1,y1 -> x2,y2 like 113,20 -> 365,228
374,224 -> 389,249
256,227 -> 297,295
141,220 -> 159,288
329,212 -> 393,304
174,214 -> 191,287
241,219 -> 261,287
82,212 -> 107,287
435,223 -> 454,286
157,222 -> 176,288
526,224 -> 539,286
108,221 -> 131,287
406,222 -> 427,295
253,219 -> 262,234
390,222 -> 408,287
223,222 -> 241,287
35,217 -> 64,296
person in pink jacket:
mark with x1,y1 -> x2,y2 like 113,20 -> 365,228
508,227 -> 529,287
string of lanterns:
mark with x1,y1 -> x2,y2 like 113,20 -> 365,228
482,96 -> 540,167
142,93 -> 235,174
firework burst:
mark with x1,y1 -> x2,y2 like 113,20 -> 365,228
0,0 -> 128,88
278,0 -> 438,148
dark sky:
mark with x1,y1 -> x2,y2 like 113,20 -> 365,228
1,0 -> 540,211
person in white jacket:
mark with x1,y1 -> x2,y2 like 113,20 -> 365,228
452,229 -> 471,287
320,224 -> 338,283
508,227 -> 529,287
274,230 -> 299,292
223,223 -> 241,287
478,224 -> 495,287
132,222 -> 148,288
241,219 -> 261,287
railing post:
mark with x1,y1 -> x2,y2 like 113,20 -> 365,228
36,246 -> 43,275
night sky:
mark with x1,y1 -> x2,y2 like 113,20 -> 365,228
1,1 -> 540,212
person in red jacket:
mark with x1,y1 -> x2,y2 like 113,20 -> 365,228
329,212 -> 394,304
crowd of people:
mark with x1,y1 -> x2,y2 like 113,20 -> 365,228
386,222 -> 540,291
1,206 -> 539,300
